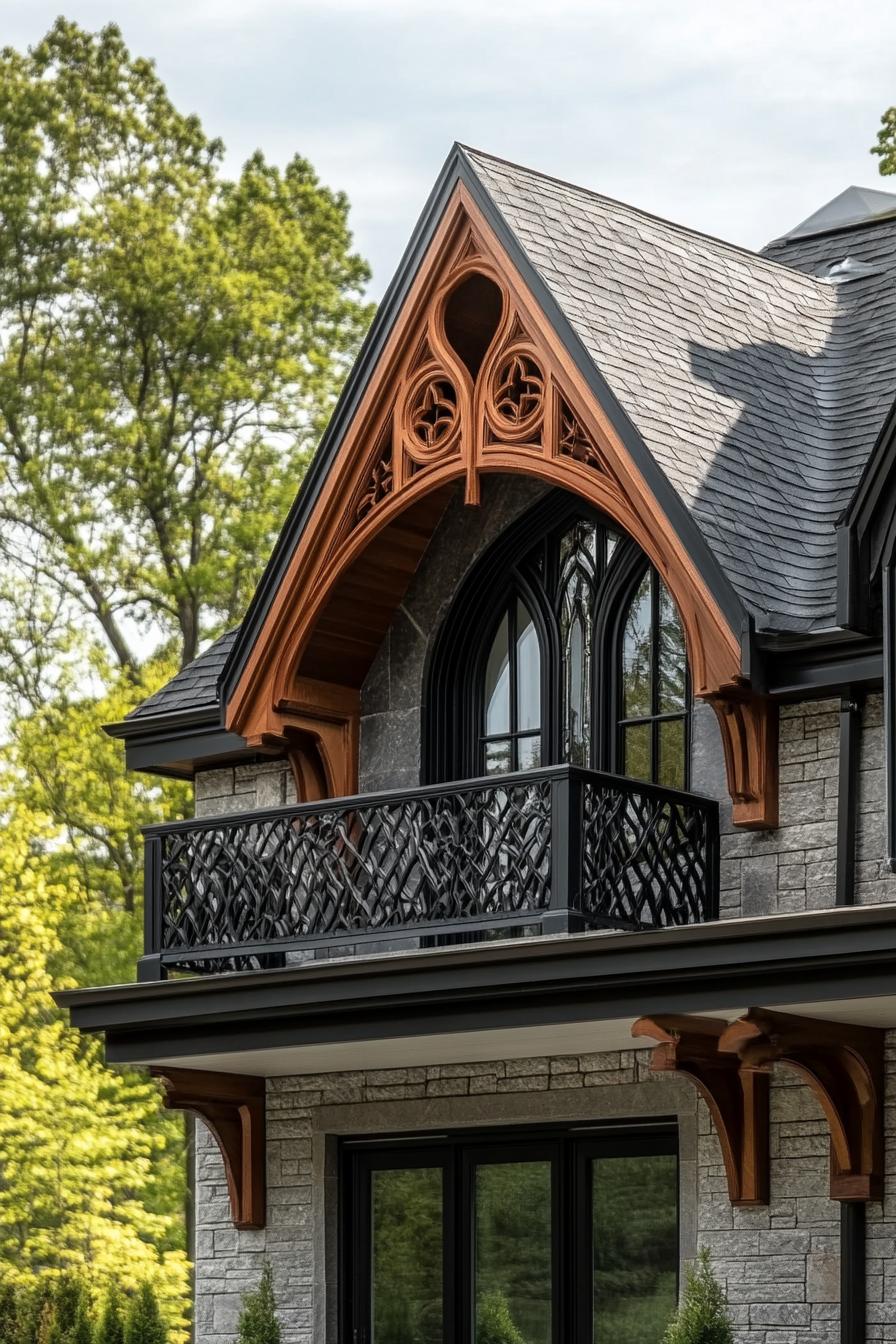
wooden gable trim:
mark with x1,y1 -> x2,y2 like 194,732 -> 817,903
152,1067 -> 266,1229
226,185 -> 776,827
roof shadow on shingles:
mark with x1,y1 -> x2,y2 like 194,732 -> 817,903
123,628 -> 239,722
463,148 -> 896,633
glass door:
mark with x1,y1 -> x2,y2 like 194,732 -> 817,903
344,1125 -> 677,1344
468,1147 -> 556,1344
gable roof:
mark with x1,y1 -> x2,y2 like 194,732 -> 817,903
112,146 -> 896,755
778,185 -> 896,242
125,628 -> 238,722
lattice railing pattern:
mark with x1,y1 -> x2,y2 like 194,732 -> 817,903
142,767 -> 718,977
580,776 -> 716,928
155,779 -> 552,961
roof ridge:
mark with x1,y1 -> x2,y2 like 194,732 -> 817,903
459,144 -> 831,292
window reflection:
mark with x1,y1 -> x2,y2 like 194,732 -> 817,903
475,1161 -> 552,1344
592,1154 -> 678,1344
470,503 -> 689,787
481,598 -> 542,774
372,1167 -> 443,1344
618,571 -> 689,789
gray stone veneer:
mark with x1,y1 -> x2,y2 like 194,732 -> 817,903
192,1037 -> 896,1344
190,489 -> 896,1343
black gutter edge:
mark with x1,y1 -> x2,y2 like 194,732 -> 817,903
55,904 -> 896,1065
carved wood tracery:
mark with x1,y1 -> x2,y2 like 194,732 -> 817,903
152,1068 -> 266,1229
633,1014 -> 770,1206
719,1009 -> 884,1202
227,185 -> 774,827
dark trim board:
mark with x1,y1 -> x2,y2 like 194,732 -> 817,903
56,905 -> 896,1067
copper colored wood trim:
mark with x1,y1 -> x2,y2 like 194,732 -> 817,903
706,691 -> 779,829
226,186 -> 773,826
152,1068 -> 266,1229
633,1014 -> 770,1206
719,1009 -> 884,1202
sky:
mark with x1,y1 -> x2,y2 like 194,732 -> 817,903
1,0 -> 896,295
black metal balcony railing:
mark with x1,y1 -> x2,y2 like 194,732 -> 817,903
139,766 -> 719,981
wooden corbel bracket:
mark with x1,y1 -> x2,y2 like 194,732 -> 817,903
633,1014 -> 769,1206
152,1068 -> 266,1229
704,690 -> 779,830
719,1009 -> 884,1202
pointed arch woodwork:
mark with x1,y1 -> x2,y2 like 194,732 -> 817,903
227,185 -> 774,825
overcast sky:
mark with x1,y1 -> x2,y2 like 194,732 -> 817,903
2,0 -> 896,295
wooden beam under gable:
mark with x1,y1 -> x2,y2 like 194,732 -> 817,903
226,184 -> 777,827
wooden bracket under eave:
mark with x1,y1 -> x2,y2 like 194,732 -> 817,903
704,690 -> 779,830
720,1009 -> 884,1202
633,1014 -> 770,1206
152,1068 -> 266,1229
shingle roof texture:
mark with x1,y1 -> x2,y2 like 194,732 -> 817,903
126,153 -> 896,727
464,149 -> 896,632
126,628 -> 238,721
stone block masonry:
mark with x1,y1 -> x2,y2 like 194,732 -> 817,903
191,1036 -> 896,1344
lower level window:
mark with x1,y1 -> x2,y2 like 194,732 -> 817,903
343,1123 -> 678,1344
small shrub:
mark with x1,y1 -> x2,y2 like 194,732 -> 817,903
0,1281 -> 18,1341
124,1284 -> 166,1344
663,1248 -> 734,1344
96,1288 -> 126,1344
476,1293 -> 526,1344
237,1264 -> 281,1344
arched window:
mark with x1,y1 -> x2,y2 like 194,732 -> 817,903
618,569 -> 689,787
425,491 -> 690,789
481,597 -> 542,774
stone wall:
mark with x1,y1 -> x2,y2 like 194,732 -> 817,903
191,1036 -> 896,1344
358,473 -> 547,793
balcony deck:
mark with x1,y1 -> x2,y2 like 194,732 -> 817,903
139,765 -> 719,981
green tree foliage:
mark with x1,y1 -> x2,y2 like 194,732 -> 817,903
0,1278 -> 18,1339
0,16 -> 372,1319
0,807 -> 189,1333
663,1249 -> 734,1344
237,1263 -> 281,1344
124,1284 -> 167,1344
96,1288 -> 127,1344
476,1293 -> 526,1344
872,106 -> 896,175
0,18 -> 372,676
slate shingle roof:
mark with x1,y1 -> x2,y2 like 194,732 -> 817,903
122,151 -> 896,730
464,149 -> 896,633
125,628 -> 239,721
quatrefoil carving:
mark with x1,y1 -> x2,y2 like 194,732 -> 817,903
492,350 -> 545,430
405,373 -> 459,461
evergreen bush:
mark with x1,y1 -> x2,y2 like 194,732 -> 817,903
663,1248 -> 734,1344
237,1264 -> 281,1344
476,1293 -> 526,1344
124,1284 -> 166,1344
95,1287 -> 126,1344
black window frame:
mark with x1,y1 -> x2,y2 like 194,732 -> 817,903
341,1118 -> 679,1344
424,490 -> 691,789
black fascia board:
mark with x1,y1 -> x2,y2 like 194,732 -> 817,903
837,395 -> 896,625
56,904 -> 896,1065
219,144 -> 754,715
103,705 -> 250,779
